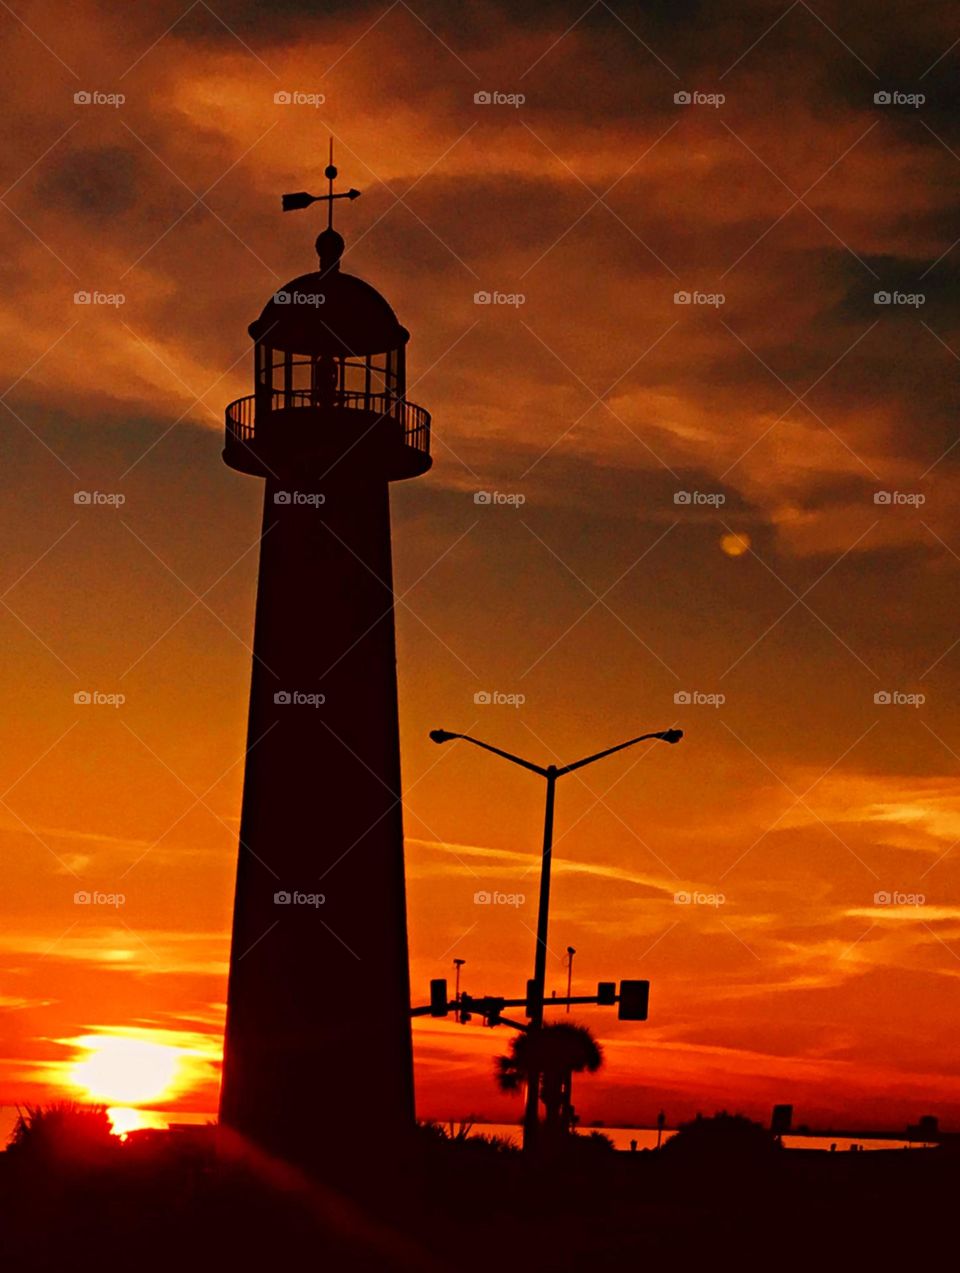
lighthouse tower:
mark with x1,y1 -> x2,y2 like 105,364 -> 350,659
218,154 -> 430,1168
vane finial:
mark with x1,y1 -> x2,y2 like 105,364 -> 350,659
280,137 -> 360,270
324,137 -> 337,230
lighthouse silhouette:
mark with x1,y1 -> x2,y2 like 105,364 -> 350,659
218,150 -> 430,1169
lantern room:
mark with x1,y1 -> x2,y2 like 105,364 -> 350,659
224,224 -> 431,482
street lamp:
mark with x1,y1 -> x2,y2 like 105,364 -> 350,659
429,725 -> 682,1152
453,957 -> 466,1023
565,947 -> 576,1013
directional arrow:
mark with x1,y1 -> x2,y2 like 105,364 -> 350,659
282,189 -> 361,212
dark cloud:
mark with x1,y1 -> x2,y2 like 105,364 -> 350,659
36,146 -> 142,222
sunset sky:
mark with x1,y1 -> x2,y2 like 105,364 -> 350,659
2,0 -> 960,1136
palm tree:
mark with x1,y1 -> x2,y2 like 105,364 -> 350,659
495,1022 -> 603,1144
8,1100 -> 115,1163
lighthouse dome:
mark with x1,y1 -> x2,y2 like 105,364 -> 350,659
249,236 -> 408,357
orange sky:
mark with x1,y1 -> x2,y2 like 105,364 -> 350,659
2,0 -> 960,1134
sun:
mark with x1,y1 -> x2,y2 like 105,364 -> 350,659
67,1035 -> 184,1105
720,531 -> 751,557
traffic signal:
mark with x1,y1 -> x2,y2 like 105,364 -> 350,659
430,978 -> 449,1017
597,981 -> 616,1005
618,980 -> 650,1021
525,978 -> 542,1018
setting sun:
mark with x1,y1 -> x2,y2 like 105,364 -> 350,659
67,1035 -> 184,1106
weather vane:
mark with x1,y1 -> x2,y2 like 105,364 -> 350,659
281,138 -> 361,228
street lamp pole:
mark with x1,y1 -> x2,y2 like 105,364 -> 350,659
429,726 -> 682,1154
453,957 -> 466,1022
523,764 -> 557,1148
565,947 -> 576,1013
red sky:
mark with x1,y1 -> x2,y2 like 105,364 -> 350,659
2,0 -> 960,1133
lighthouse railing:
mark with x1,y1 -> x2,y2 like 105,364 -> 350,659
224,390 -> 431,460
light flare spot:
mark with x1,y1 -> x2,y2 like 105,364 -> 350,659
720,532 -> 750,557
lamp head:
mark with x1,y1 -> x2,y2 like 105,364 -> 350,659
662,729 -> 683,744
429,729 -> 458,744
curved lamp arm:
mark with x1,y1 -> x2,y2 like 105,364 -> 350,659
556,728 -> 682,777
429,730 -> 548,777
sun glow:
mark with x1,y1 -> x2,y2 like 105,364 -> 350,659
67,1035 -> 186,1105
106,1106 -> 169,1138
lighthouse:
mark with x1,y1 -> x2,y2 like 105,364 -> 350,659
218,152 -> 430,1168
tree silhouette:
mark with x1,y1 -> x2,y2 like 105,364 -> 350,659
495,1022 -> 603,1143
8,1100 -> 116,1165
661,1111 -> 781,1167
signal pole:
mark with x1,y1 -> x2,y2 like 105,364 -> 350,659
453,958 -> 466,1023
565,947 -> 576,1012
429,726 -> 682,1152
